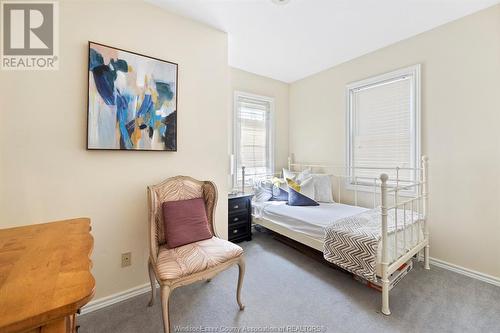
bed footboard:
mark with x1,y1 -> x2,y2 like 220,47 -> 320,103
379,156 -> 429,315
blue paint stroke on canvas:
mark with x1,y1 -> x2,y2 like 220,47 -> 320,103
87,43 -> 177,150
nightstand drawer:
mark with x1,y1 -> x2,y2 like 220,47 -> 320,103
228,193 -> 253,243
229,224 -> 249,240
229,211 -> 248,225
228,198 -> 248,212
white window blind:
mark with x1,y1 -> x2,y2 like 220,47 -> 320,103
347,65 -> 420,184
234,92 -> 274,187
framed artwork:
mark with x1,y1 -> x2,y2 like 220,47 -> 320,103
87,42 -> 178,151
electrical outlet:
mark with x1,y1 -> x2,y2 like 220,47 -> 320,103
121,252 -> 131,267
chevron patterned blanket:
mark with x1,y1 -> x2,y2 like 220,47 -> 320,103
323,208 -> 419,282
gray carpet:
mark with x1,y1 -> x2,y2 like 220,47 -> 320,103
78,231 -> 500,333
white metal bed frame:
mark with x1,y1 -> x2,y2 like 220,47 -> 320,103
252,156 -> 430,315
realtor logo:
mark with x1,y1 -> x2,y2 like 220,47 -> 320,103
1,1 -> 59,70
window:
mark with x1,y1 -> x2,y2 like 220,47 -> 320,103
233,91 -> 274,187
346,65 -> 421,188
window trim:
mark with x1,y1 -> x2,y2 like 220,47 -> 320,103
345,64 -> 421,194
233,91 -> 275,188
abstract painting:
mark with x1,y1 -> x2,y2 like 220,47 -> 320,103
87,42 -> 177,151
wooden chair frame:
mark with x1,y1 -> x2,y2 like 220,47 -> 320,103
147,176 -> 245,333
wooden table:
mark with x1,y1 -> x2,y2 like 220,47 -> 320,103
0,218 -> 95,333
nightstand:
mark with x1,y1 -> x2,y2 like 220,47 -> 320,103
228,193 -> 253,243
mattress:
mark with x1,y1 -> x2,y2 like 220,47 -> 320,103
253,200 -> 424,265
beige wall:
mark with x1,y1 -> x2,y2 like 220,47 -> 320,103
1,0 -> 498,304
230,67 -> 289,173
289,5 -> 500,279
0,0 -> 230,299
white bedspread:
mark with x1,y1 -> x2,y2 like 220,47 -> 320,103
253,201 -> 367,239
253,201 -> 423,265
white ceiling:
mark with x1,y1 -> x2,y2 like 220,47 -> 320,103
148,0 -> 500,83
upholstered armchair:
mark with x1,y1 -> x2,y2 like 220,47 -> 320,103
147,176 -> 245,333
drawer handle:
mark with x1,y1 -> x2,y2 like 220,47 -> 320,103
233,229 -> 238,234
233,205 -> 239,209
233,217 -> 239,222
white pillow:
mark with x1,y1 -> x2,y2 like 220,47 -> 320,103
297,169 -> 312,183
312,174 -> 334,203
298,176 -> 315,199
282,168 -> 311,183
253,179 -> 273,202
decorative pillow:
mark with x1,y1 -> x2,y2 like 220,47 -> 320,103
282,168 -> 311,183
287,186 -> 319,206
282,168 -> 296,181
162,198 -> 212,248
286,178 -> 301,192
268,177 -> 289,201
271,186 -> 289,201
253,179 -> 273,202
312,174 -> 334,203
297,169 -> 312,183
272,177 -> 286,188
286,177 -> 315,199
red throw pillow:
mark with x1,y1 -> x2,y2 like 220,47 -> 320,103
162,197 -> 213,248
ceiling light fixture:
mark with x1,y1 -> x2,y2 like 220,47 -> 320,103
272,0 -> 290,5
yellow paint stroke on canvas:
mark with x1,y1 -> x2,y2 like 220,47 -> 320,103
131,118 -> 142,146
115,121 -> 121,144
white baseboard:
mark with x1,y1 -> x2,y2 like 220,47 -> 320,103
80,258 -> 500,316
80,282 -> 157,315
430,257 -> 500,287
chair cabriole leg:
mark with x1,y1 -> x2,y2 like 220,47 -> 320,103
148,259 -> 156,307
160,285 -> 171,333
237,256 -> 245,310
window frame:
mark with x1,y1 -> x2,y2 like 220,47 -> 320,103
345,64 -> 421,194
233,91 -> 275,188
